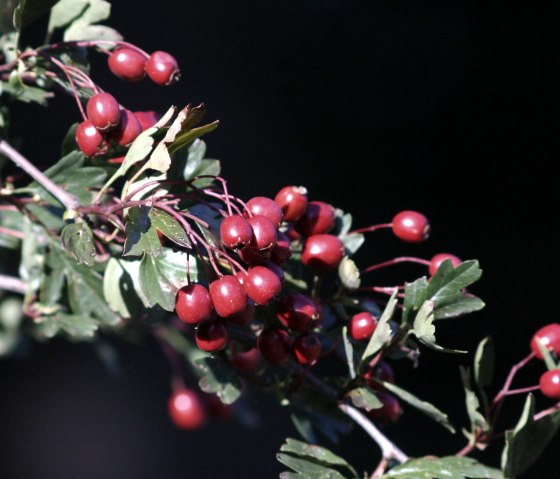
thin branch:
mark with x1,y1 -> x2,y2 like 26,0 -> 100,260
0,274 -> 26,294
0,140 -> 79,211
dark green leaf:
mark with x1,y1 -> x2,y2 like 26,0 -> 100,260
426,260 -> 482,308
13,0 -> 58,31
60,122 -> 78,155
39,313 -> 98,339
60,222 -> 95,266
2,78 -> 50,105
194,356 -> 242,404
149,208 -> 191,248
39,250 -> 65,306
64,166 -> 107,205
381,456 -> 503,478
433,295 -> 485,320
474,336 -> 494,389
0,209 -> 23,249
460,366 -> 488,432
501,394 -> 560,477
341,326 -> 356,380
360,290 -> 397,363
180,139 -> 221,188
277,454 -> 348,479
347,387 -> 382,412
123,206 -> 162,257
381,381 -> 455,433
168,120 -> 219,154
402,276 -> 428,324
338,257 -> 360,290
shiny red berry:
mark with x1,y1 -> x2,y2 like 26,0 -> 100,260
244,266 -> 282,305
429,253 -> 461,276
274,186 -> 308,222
108,47 -> 146,81
293,334 -> 322,365
220,215 -> 253,250
209,275 -> 247,317
134,110 -> 160,131
301,234 -> 345,272
168,389 -> 206,430
195,319 -> 229,352
111,109 -> 142,146
86,92 -> 120,132
392,210 -> 430,243
277,292 -> 321,332
368,392 -> 402,423
146,51 -> 180,86
231,347 -> 261,373
531,323 -> 560,359
257,328 -> 291,364
539,370 -> 560,399
246,196 -> 283,228
349,312 -> 377,341
175,284 -> 213,324
247,215 -> 277,252
295,201 -> 335,236
271,231 -> 291,265
75,120 -> 104,156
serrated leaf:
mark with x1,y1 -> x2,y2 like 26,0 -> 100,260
382,381 -> 455,433
426,260 -> 482,308
168,120 -> 219,154
474,336 -> 494,389
402,276 -> 429,324
39,313 -> 98,339
338,257 -> 360,290
501,394 -> 560,477
460,366 -> 489,432
149,208 -> 191,248
347,387 -> 382,412
360,289 -> 397,364
123,206 -> 162,257
13,0 -> 58,31
277,454 -> 348,479
1,79 -> 50,105
433,295 -> 485,320
103,258 -> 141,318
194,356 -> 242,404
380,456 -> 503,478
60,222 -> 95,266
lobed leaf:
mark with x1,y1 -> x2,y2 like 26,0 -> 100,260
123,206 -> 162,257
149,209 -> 192,248
60,222 -> 95,266
380,456 -> 503,478
38,313 -> 98,339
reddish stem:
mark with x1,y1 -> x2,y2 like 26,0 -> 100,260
362,257 -> 431,275
349,223 -> 392,235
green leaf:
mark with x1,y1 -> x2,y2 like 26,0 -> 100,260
381,381 -> 455,433
474,336 -> 494,389
60,222 -> 95,266
426,260 -> 482,308
277,454 -> 348,479
149,209 -> 191,248
138,249 -> 196,311
338,257 -> 360,290
168,120 -> 220,154
64,22 -> 121,41
381,456 -> 503,478
341,326 -> 356,380
347,387 -> 382,412
180,139 -> 221,188
402,276 -> 428,325
0,209 -> 23,249
433,295 -> 485,320
39,250 -> 65,306
460,366 -> 489,432
48,0 -> 89,32
102,258 -> 142,318
13,0 -> 58,31
360,289 -> 397,364
18,218 -> 45,294
38,313 -> 98,339
1,78 -> 50,105
194,356 -> 242,405
501,394 -> 560,477
123,206 -> 162,257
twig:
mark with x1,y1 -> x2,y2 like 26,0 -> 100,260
0,274 -> 26,294
0,140 -> 79,211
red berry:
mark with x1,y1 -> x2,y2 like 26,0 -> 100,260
349,312 -> 377,341
220,215 -> 253,250
168,389 -> 206,430
301,234 -> 345,272
531,323 -> 560,359
134,111 -> 161,131
257,328 -> 291,364
392,210 -> 430,243
271,231 -> 292,265
244,266 -> 282,305
175,284 -> 213,324
265,261 -> 285,283
145,51 -> 180,86
247,215 -> 277,252
195,319 -> 229,352
231,347 -> 261,373
539,370 -> 560,399
365,361 -> 395,391
293,333 -> 322,365
368,392 -> 402,423
274,186 -> 308,222
209,275 -> 247,317
86,92 -> 120,132
295,201 -> 335,236
277,292 -> 321,332
429,253 -> 461,276
227,299 -> 255,326
285,224 -> 302,242
75,120 -> 104,156
108,47 -> 146,82
111,109 -> 142,146
246,196 -> 283,228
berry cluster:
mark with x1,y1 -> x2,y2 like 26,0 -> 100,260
531,323 -> 560,399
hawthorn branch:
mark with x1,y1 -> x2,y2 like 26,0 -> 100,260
0,274 -> 26,294
0,140 -> 79,211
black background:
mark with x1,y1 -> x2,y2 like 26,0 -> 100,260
1,0 -> 559,477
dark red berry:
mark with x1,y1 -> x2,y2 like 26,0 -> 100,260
257,328 -> 291,364
134,110 -> 160,131
295,201 -> 335,236
86,92 -> 120,132
146,51 -> 180,86
531,323 -> 560,359
246,196 -> 283,228
168,389 -> 206,430
392,210 -> 430,243
209,276 -> 247,317
301,234 -> 345,272
368,392 -> 402,423
349,312 -> 377,341
111,109 -> 142,146
293,334 -> 322,365
244,266 -> 282,305
75,120 -> 104,156
265,261 -> 285,283
539,370 -> 560,399
195,319 -> 229,352
231,347 -> 261,373
277,292 -> 321,332
274,186 -> 308,222
247,215 -> 277,252
365,361 -> 395,391
220,215 -> 253,250
429,253 -> 461,276
285,224 -> 302,242
108,47 -> 146,81
271,231 -> 291,265
227,299 -> 255,326
175,284 -> 213,324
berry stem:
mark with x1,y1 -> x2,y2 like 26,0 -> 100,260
362,257 -> 431,274
533,401 -> 560,421
0,140 -> 79,212
348,223 -> 392,235
48,56 -> 91,120
0,274 -> 26,294
0,226 -> 24,239
503,385 -> 541,396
